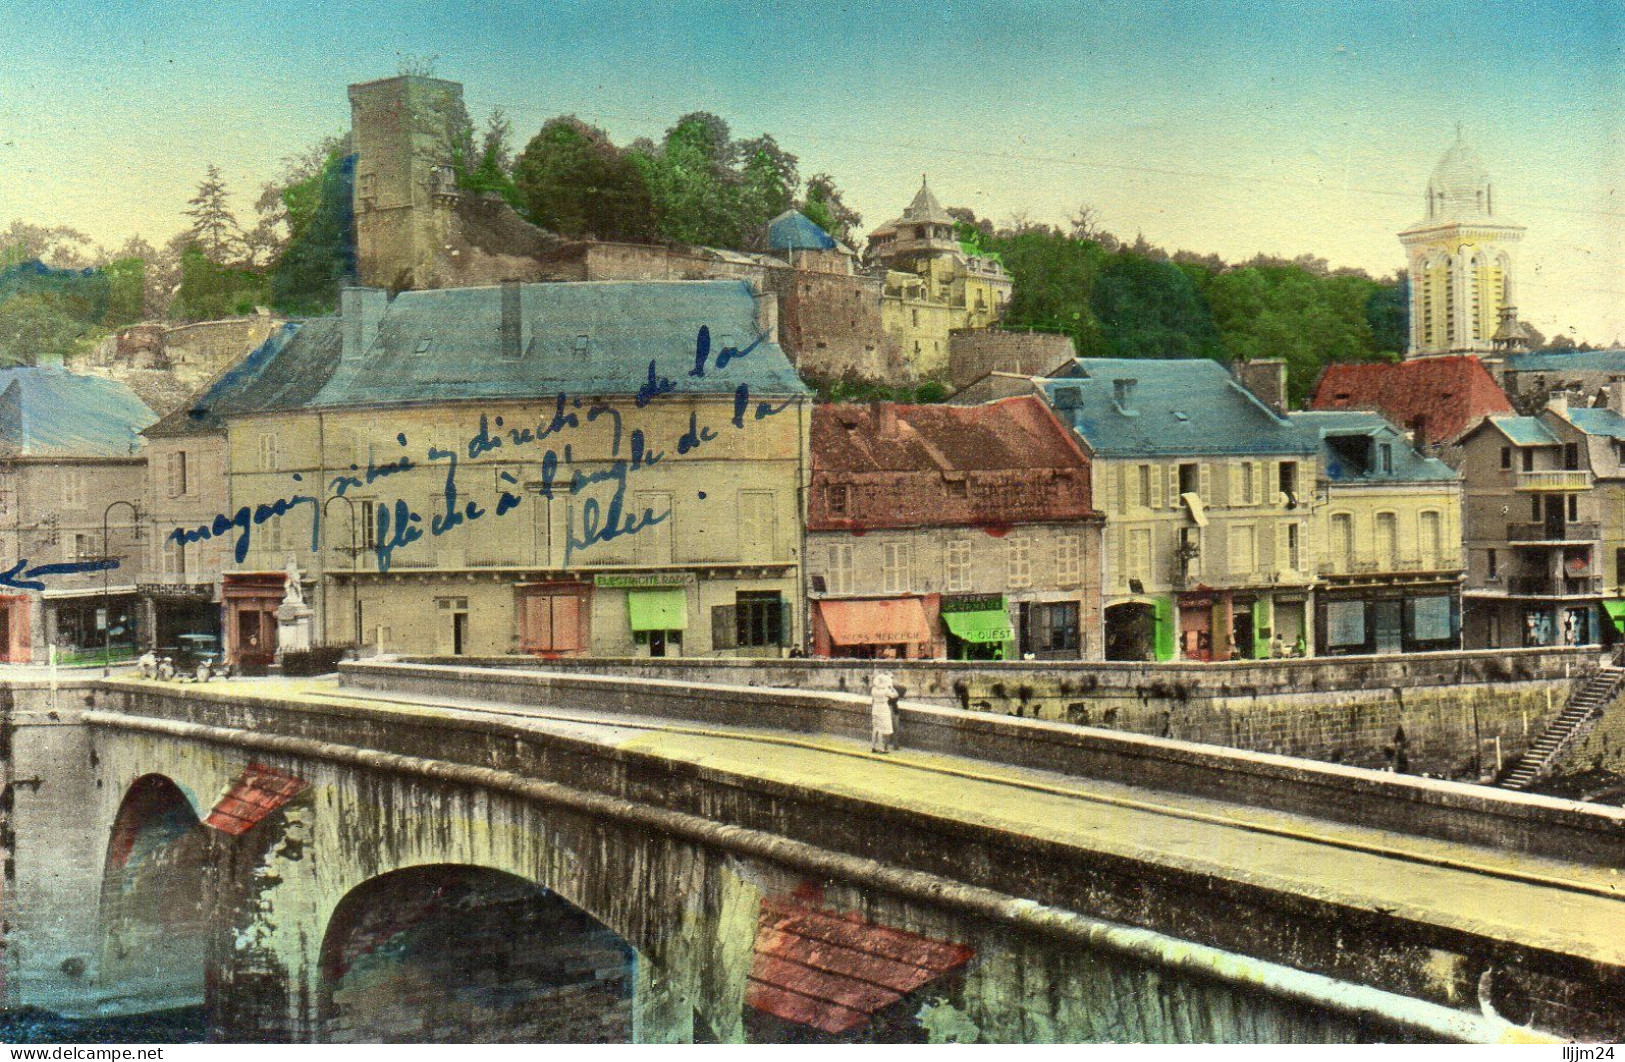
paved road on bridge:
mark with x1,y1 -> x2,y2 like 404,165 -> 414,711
159,676 -> 1625,971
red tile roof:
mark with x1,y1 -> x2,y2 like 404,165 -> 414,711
814,396 -> 1090,474
746,896 -> 973,1035
204,763 -> 308,836
1309,356 -> 1511,446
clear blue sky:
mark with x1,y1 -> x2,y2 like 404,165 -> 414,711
2,0 -> 1619,340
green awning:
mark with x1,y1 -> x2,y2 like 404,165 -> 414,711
942,608 -> 1014,644
1604,600 -> 1625,631
628,588 -> 688,631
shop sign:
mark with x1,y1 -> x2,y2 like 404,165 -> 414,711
138,582 -> 214,600
942,594 -> 1003,613
593,572 -> 697,589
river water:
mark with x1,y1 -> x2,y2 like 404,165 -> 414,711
0,1007 -> 206,1044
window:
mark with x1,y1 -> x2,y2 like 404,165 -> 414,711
167,451 -> 189,497
1522,449 -> 1534,472
1241,462 -> 1256,505
1007,533 -> 1031,588
163,538 -> 187,578
1278,461 -> 1298,499
1034,602 -> 1080,652
1488,548 -> 1499,579
1531,497 -> 1542,521
359,499 -> 377,551
826,544 -> 854,594
1565,443 -> 1580,470
1568,495 -> 1579,522
1127,528 -> 1152,585
945,478 -> 968,499
74,532 -> 97,562
1375,512 -> 1398,567
735,591 -> 787,648
1501,446 -> 1512,470
60,470 -> 86,508
1379,444 -> 1393,474
259,434 -> 279,472
1179,526 -> 1202,578
1137,464 -> 1153,508
1287,522 -> 1301,571
826,484 -> 850,515
1330,513 -> 1354,571
881,541 -> 910,594
1178,463 -> 1199,497
1420,511 -> 1442,564
1229,524 -> 1256,575
945,539 -> 972,592
1056,535 -> 1081,588
574,335 -> 590,357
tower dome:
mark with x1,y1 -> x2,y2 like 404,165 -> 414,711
1425,129 -> 1495,221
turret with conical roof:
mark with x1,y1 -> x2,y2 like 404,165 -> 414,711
1399,129 -> 1525,358
865,176 -> 962,267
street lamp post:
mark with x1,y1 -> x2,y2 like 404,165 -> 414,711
102,499 -> 143,678
322,494 -> 361,649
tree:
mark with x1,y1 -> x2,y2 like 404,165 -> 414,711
800,174 -> 861,244
733,134 -> 798,250
513,117 -> 655,241
1091,250 -> 1222,360
1068,203 -> 1106,242
169,246 -> 267,321
0,221 -> 95,269
270,151 -> 357,315
184,165 -> 244,263
634,112 -> 744,247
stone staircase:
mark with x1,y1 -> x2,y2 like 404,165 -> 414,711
1498,657 -> 1625,791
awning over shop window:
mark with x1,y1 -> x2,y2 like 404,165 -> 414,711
1604,600 -> 1625,632
941,607 -> 1014,644
817,598 -> 931,647
1181,492 -> 1208,527
627,588 -> 688,631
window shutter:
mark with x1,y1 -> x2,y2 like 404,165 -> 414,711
1167,463 -> 1180,507
1097,461 -> 1114,515
1151,464 -> 1164,508
1199,463 -> 1212,504
712,605 -> 738,650
1276,522 -> 1290,574
1226,463 -> 1239,507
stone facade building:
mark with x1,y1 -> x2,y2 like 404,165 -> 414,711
1456,388 -> 1625,650
1290,411 -> 1465,655
0,368 -> 155,663
946,329 -> 1074,392
805,398 -> 1102,660
865,179 -> 1012,379
209,279 -> 811,664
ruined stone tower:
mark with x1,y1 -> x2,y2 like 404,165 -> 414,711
348,75 -> 466,291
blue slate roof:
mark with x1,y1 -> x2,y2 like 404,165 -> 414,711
1040,358 -> 1311,457
309,280 -> 806,408
145,320 -> 341,436
1563,407 -> 1625,440
0,366 -> 155,457
1505,349 -> 1625,374
1289,411 -> 1458,483
768,210 -> 838,252
1486,415 -> 1562,446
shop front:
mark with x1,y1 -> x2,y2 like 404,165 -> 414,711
223,572 -> 285,672
517,580 -> 592,658
1521,603 -> 1595,647
1104,598 -> 1174,661
0,594 -> 31,663
941,595 -> 1014,661
44,588 -> 141,665
141,582 -> 220,652
812,597 -> 934,659
1317,587 -> 1461,656
627,587 -> 688,658
1178,592 -> 1220,661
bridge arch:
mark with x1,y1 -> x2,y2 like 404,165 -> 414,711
98,773 -> 212,1007
315,863 -> 637,1043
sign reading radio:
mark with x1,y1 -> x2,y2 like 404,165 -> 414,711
593,573 -> 698,589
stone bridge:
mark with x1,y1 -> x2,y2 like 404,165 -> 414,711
2,661 -> 1621,1043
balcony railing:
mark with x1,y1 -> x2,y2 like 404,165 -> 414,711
1515,470 -> 1593,491
1505,521 -> 1601,543
1506,574 -> 1601,596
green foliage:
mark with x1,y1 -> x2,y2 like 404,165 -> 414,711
800,174 -> 860,243
513,118 -> 656,241
169,247 -> 267,322
270,153 -> 356,316
807,372 -> 950,404
101,258 -> 145,327
989,230 -> 1109,353
1091,251 -> 1223,361
0,292 -> 99,366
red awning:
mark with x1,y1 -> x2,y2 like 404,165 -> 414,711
746,896 -> 974,1035
816,598 -> 932,648
204,764 -> 309,835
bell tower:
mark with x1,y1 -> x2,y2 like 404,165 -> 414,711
1398,128 -> 1525,358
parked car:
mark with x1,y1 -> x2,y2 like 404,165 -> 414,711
156,633 -> 227,680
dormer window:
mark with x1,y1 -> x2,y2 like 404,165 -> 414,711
574,335 -> 590,357
414,339 -> 432,355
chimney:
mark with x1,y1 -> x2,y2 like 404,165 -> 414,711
1234,359 -> 1288,416
1112,378 -> 1138,415
1609,376 -> 1625,416
871,402 -> 899,436
340,286 -> 388,361
500,280 -> 522,359
754,287 -> 780,347
1547,390 -> 1569,417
